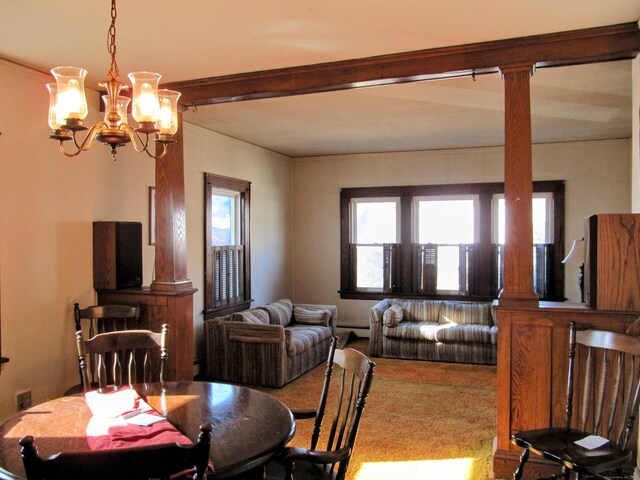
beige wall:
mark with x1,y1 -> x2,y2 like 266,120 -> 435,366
291,139 -> 631,329
0,59 -> 154,420
183,123 -> 292,360
0,60 -> 292,420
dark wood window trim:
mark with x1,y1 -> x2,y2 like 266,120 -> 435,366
340,180 -> 565,302
204,173 -> 252,319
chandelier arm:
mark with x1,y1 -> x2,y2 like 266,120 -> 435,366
144,142 -> 168,160
120,123 -> 150,153
60,122 -> 107,157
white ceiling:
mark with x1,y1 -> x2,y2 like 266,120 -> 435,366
1,1 -> 638,157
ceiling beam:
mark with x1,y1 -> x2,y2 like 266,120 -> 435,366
164,22 -> 640,107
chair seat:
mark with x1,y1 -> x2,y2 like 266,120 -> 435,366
512,428 -> 632,474
266,458 -> 335,480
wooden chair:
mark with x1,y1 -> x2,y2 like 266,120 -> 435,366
67,303 -> 142,394
74,302 -> 142,334
76,325 -> 168,391
19,422 -> 213,480
266,337 -> 376,480
511,322 -> 640,480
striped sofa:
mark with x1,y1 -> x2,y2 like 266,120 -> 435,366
369,299 -> 497,365
204,299 -> 337,387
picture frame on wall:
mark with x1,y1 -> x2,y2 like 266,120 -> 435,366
149,186 -> 156,246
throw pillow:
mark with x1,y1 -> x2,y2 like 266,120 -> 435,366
293,307 -> 330,326
438,301 -> 493,326
260,299 -> 293,327
231,309 -> 270,325
383,305 -> 403,327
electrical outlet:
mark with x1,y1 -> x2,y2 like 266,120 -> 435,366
16,390 -> 31,411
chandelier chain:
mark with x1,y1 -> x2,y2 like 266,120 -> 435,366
107,0 -> 119,80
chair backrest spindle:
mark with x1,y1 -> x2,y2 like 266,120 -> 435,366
568,322 -> 640,453
73,303 -> 141,389
76,326 -> 168,392
306,337 -> 375,480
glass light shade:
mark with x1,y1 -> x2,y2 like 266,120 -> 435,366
157,90 -> 181,135
51,66 -> 88,121
46,83 -> 64,130
102,94 -> 130,126
128,71 -> 161,123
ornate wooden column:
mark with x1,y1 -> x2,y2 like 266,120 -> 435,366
498,64 -> 539,307
152,111 -> 192,294
97,112 -> 196,381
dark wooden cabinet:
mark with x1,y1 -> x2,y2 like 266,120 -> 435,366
584,213 -> 640,311
93,221 -> 143,290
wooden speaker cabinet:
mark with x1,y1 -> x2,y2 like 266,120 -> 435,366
584,214 -> 640,311
93,221 -> 143,289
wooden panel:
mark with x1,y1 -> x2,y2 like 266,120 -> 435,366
96,288 -> 195,381
93,222 -> 116,289
510,316 -> 552,434
595,214 -> 640,311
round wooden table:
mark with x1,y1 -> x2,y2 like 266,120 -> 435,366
0,381 -> 295,479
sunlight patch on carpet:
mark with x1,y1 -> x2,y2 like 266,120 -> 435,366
354,457 -> 474,480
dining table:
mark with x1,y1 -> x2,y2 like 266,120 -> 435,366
0,381 -> 295,479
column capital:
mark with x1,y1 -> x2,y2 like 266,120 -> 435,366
499,63 -> 535,76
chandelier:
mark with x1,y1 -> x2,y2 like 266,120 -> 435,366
46,0 -> 180,160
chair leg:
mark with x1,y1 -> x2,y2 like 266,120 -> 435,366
513,448 -> 529,480
285,461 -> 294,480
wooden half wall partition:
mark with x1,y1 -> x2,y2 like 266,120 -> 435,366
97,113 -> 196,382
493,304 -> 640,479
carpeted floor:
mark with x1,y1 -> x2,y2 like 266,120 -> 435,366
256,337 -> 498,480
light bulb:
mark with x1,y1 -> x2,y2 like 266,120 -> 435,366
138,83 -> 158,119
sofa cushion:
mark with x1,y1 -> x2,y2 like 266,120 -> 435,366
438,301 -> 493,326
261,299 -> 293,327
293,307 -> 330,326
286,325 -> 333,357
389,299 -> 441,322
382,305 -> 403,327
383,322 -> 440,341
434,324 -> 498,344
231,308 -> 270,325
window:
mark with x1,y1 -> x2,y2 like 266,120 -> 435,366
415,196 -> 478,293
204,173 -> 251,318
340,181 -> 565,301
492,193 -> 554,244
351,198 -> 399,290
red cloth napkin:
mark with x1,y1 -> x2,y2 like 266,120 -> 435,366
85,387 -> 192,450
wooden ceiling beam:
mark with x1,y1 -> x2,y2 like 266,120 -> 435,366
163,22 -> 640,107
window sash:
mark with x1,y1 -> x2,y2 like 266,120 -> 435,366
204,173 -> 252,318
350,197 -> 400,244
210,188 -> 241,246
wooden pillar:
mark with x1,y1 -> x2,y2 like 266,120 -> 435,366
152,111 -> 192,293
498,64 -> 539,307
98,112 -> 195,381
